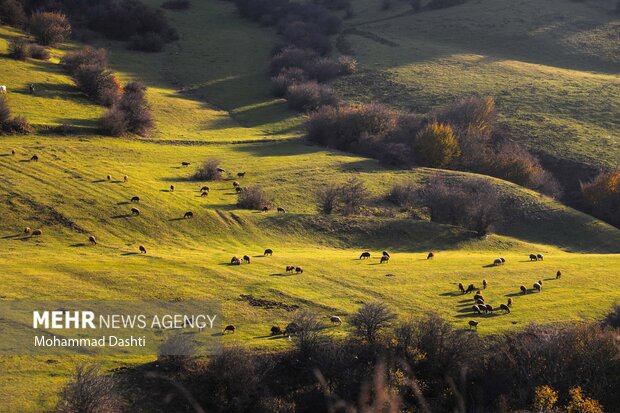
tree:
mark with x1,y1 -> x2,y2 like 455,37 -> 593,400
341,177 -> 368,215
316,184 -> 340,214
29,11 -> 71,46
412,121 -> 460,168
193,158 -> 222,181
56,364 -> 123,413
349,302 -> 396,343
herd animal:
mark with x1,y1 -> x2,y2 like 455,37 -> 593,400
529,253 -> 544,261
0,85 -> 6,94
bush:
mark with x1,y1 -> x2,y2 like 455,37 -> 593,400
271,67 -> 307,97
0,0 -> 27,27
387,180 -> 417,207
72,64 -> 122,106
434,96 -> 496,138
285,81 -> 338,112
0,96 -> 10,125
303,57 -> 342,82
56,364 -> 124,413
29,11 -> 71,46
128,32 -> 166,52
7,39 -> 30,60
0,97 -> 32,135
101,82 -> 154,137
237,185 -> 269,210
337,55 -> 357,75
602,305 -> 620,328
270,46 -> 318,75
61,48 -> 109,74
100,106 -> 127,136
349,302 -> 396,343
192,158 -> 222,181
412,122 -> 461,168
316,184 -> 340,215
29,44 -> 50,60
161,0 -> 190,10
341,177 -> 368,215
581,170 -> 620,227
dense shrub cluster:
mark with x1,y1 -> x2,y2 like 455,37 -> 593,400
8,38 -> 50,60
72,306 -> 620,413
0,96 -> 33,134
580,170 -> 620,227
285,81 -> 338,112
61,48 -> 122,106
28,11 -> 71,45
101,81 -> 154,137
192,158 -> 222,181
237,185 -> 270,210
316,177 -> 369,215
0,0 -> 27,27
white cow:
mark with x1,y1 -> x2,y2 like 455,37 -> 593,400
0,85 -> 6,94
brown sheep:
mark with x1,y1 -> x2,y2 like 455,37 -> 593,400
330,316 -> 342,325
89,235 -> 96,245
277,207 -> 286,213
520,285 -> 527,294
533,282 -> 542,292
223,325 -> 235,334
11,149 -> 15,155
529,254 -> 538,261
458,283 -> 465,294
170,185 -> 175,192
493,258 -> 502,266
262,206 -> 269,212
380,255 -> 389,264
474,294 -> 484,302
201,192 -> 208,197
131,207 -> 140,216
131,196 -> 140,203
538,280 -> 543,286
235,187 -> 243,193
499,304 -> 510,314
270,326 -> 283,335
472,305 -> 483,314
184,211 -> 194,219
264,249 -> 273,256
201,186 -> 210,192
243,255 -> 251,264
107,175 -> 112,181
485,304 -> 494,313
556,270 -> 562,279
233,181 -> 240,188
286,265 -> 295,272
182,162 -> 191,167
30,155 -> 38,162
237,172 -> 246,178
500,257 -> 506,263
476,298 -> 485,305
139,245 -> 147,254
360,252 -> 371,260
537,253 -> 544,261
465,284 -> 476,294
482,279 -> 488,289
427,252 -> 434,259
24,227 -> 31,234
469,320 -> 479,329
295,266 -> 303,274
231,256 -> 241,265
217,167 -> 226,173
123,175 -> 128,182
32,229 -> 42,236
507,297 -> 513,307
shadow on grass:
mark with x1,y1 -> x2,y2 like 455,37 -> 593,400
270,273 -> 294,277
112,214 -> 134,219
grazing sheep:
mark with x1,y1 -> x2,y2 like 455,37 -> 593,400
201,192 -> 208,197
295,266 -> 303,274
271,326 -> 283,335
217,168 -> 226,173
507,297 -> 513,307
32,229 -> 42,236
139,245 -> 147,254
123,175 -> 128,182
380,255 -> 389,264
24,227 -> 31,234
472,305 -> 483,314
499,304 -> 510,314
537,253 -> 544,261
538,280 -> 543,286
89,235 -> 96,245
231,256 -> 241,265
262,206 -> 269,212
529,254 -> 538,261
474,293 -> 484,302
520,285 -> 527,294
264,248 -> 273,256
500,258 -> 506,263
427,252 -> 434,260
200,186 -> 210,192
533,282 -> 542,292
243,255 -> 251,264
182,162 -> 190,167
556,270 -> 561,279
237,172 -> 246,178
236,187 -> 243,193
465,284 -> 476,294
476,298 -> 485,306
233,181 -> 240,188
31,155 -> 39,162
485,304 -> 494,313
223,325 -> 235,334
469,320 -> 479,329
284,322 -> 300,336
131,196 -> 140,203
493,258 -> 502,266
330,316 -> 342,325
170,185 -> 175,192
277,207 -> 286,213
131,207 -> 140,216
107,175 -> 111,181
360,252 -> 371,260
483,279 -> 488,289
458,283 -> 465,294
0,85 -> 6,94
286,265 -> 295,272
11,149 -> 15,155
184,211 -> 194,219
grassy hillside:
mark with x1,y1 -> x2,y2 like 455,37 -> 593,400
0,0 -> 619,410
334,0 -> 620,168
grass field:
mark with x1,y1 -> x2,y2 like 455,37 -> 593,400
0,0 -> 619,410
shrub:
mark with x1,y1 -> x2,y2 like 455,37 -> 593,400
270,46 -> 318,75
0,0 -> 27,27
316,184 -> 340,214
161,0 -> 190,10
7,39 -> 30,60
602,305 -> 620,328
434,96 -> 496,138
291,311 -> 324,355
101,82 -> 154,137
341,177 -> 368,215
72,64 -> 122,106
29,44 -> 50,60
349,302 -> 396,343
29,11 -> 71,46
56,364 -> 124,413
0,97 -> 32,135
387,181 -> 417,207
566,387 -> 604,413
285,81 -> 338,111
157,333 -> 197,362
61,48 -> 109,74
237,185 -> 269,210
303,57 -> 342,82
337,55 -> 357,75
271,67 -> 307,97
192,158 -> 222,181
412,122 -> 460,168
533,385 -> 559,413
580,170 -> 620,227
128,32 -> 166,52
100,106 -> 128,136
0,96 -> 10,125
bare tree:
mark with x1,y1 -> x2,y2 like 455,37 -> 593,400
316,184 -> 340,214
341,177 -> 368,215
56,364 -> 124,413
350,302 -> 396,343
